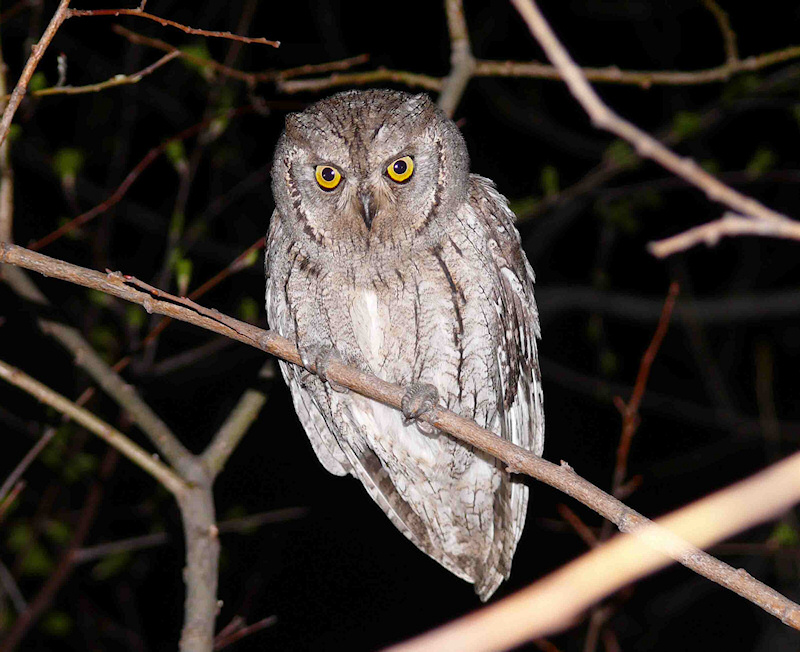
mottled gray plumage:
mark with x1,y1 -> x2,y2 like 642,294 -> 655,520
265,89 -> 543,600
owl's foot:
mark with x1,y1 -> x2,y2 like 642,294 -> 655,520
299,344 -> 348,393
401,383 -> 439,435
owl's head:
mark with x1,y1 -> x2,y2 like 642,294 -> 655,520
271,89 -> 470,251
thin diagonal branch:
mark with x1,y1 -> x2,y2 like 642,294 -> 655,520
0,427 -> 56,504
2,266 -> 196,477
647,211 -> 800,257
3,242 -> 799,632
701,0 -> 738,64
389,447 -> 800,650
0,0 -> 71,148
19,49 -> 180,98
66,8 -> 279,47
202,362 -> 273,477
0,357 -> 186,496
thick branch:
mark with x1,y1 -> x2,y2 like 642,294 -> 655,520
3,242 -> 799,631
437,0 -> 475,117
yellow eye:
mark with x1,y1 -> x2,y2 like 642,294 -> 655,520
387,156 -> 414,183
315,165 -> 342,190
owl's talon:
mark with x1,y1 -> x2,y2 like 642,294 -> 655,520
401,383 -> 439,433
302,344 -> 348,393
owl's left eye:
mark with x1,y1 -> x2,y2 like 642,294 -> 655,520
315,165 -> 342,190
386,156 -> 414,183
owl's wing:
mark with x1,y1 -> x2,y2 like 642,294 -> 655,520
265,211 -> 351,477
470,175 -> 544,598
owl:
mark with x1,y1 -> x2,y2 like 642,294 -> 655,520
265,89 -> 543,600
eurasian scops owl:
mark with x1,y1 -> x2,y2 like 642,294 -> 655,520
265,89 -> 543,600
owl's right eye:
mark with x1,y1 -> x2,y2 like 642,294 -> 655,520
315,165 -> 342,191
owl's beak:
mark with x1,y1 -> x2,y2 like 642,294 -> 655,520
358,189 -> 376,230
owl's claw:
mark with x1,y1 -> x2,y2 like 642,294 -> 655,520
402,383 -> 439,435
300,344 -> 347,393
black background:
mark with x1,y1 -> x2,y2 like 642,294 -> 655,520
2,1 -> 800,650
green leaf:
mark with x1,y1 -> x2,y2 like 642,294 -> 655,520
745,147 -> 776,179
45,520 -> 72,546
180,42 -> 211,63
179,42 -> 214,80
125,304 -> 146,330
87,288 -> 112,307
586,314 -> 603,342
8,124 -> 21,142
769,522 -> 800,547
165,139 -> 186,167
29,71 -> 48,93
603,139 -> 638,169
671,111 -> 702,140
721,73 -> 760,102
88,325 -> 118,357
238,297 -> 259,323
600,348 -> 618,376
174,257 -> 193,296
20,543 -> 54,576
92,551 -> 131,580
595,199 -> 638,233
63,452 -> 99,483
169,212 -> 185,240
700,159 -> 721,175
53,148 -> 84,180
242,248 -> 261,268
539,164 -> 559,198
507,196 -> 539,219
41,611 -> 72,637
7,522 -> 33,552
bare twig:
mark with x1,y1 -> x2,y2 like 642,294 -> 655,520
0,450 -> 118,652
29,108 -> 246,251
213,615 -> 277,650
0,559 -> 26,613
556,504 -> 598,548
279,68 -> 443,94
0,35 -> 13,244
509,0 -> 796,227
0,0 -> 71,148
66,8 -> 279,47
648,211 -> 800,257
0,480 -> 25,523
114,25 -> 368,87
73,507 -> 308,563
437,0 -> 475,117
611,283 -> 679,495
0,427 -> 55,504
202,362 -> 273,477
389,447 -> 800,651
37,320 -> 197,477
18,50 -> 181,98
3,242 -> 799,632
0,357 -> 186,496
279,47 -> 800,95
701,0 -> 738,65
